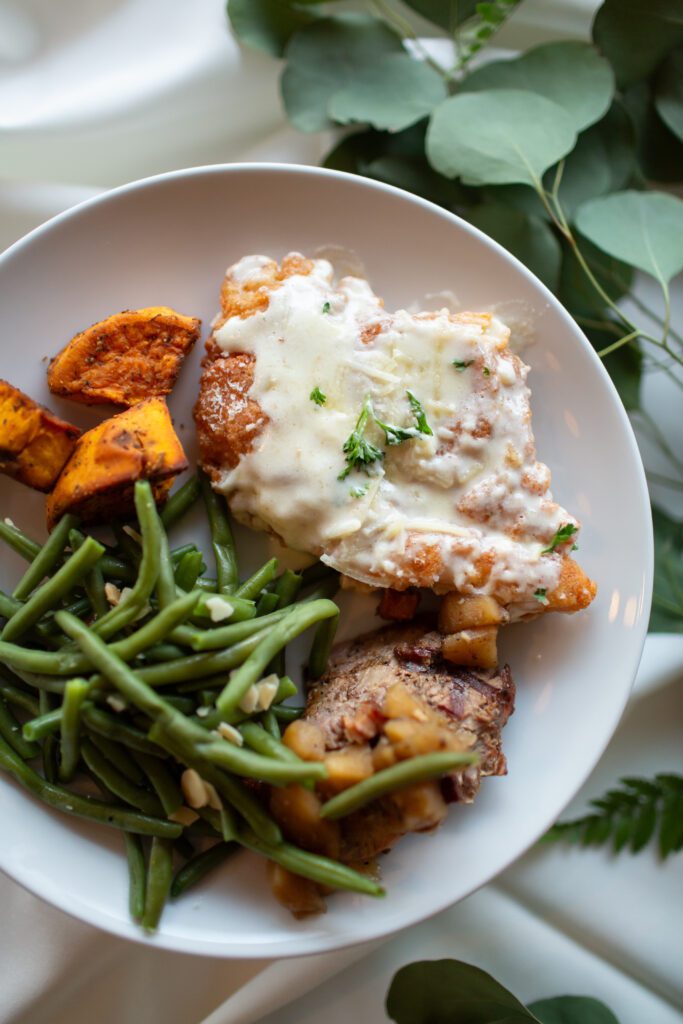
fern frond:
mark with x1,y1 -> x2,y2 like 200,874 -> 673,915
542,773 -> 683,859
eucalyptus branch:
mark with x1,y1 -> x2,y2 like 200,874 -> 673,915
597,329 -> 640,358
370,0 -> 452,80
453,0 -> 523,74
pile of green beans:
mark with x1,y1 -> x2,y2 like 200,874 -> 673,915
0,476 -> 399,931
0,475 -> 471,929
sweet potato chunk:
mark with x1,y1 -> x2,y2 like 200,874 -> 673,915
48,307 -> 201,406
0,379 -> 80,492
45,397 -> 187,528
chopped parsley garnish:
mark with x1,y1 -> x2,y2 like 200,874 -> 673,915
483,366 -> 491,376
533,588 -> 548,603
350,485 -> 368,498
373,415 -> 420,446
452,359 -> 474,372
322,301 -> 331,314
406,390 -> 433,436
310,386 -> 326,406
542,522 -> 578,554
338,398 -> 384,480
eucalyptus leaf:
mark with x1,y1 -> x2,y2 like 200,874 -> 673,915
328,54 -> 447,132
401,0 -> 478,31
481,184 -> 548,220
281,14 -> 402,132
467,203 -> 561,290
622,81 -> 683,183
529,996 -> 620,1024
227,0 -> 314,57
575,190 -> 683,285
386,960 -> 537,1024
550,104 -> 635,219
592,0 -> 683,87
367,155 -> 467,206
650,506 -> 683,632
461,42 -> 614,132
654,47 -> 683,142
426,90 -> 576,186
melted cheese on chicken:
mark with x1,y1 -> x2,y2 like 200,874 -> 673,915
209,254 -> 590,614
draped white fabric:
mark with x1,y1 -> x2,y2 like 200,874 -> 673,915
0,3 -> 681,1022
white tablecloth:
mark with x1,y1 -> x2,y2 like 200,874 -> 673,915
1,3 -> 681,1022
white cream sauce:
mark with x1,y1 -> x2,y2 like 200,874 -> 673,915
213,254 -> 578,609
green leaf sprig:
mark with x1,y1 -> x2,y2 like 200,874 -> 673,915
543,774 -> 683,858
541,523 -> 578,554
310,386 -> 326,406
386,959 -> 621,1024
338,397 -> 384,480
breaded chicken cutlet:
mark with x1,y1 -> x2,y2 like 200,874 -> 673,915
194,253 -> 596,622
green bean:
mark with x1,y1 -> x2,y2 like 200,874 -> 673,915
0,697 -> 39,759
199,470 -> 238,594
112,590 -> 200,662
155,524 -> 177,610
141,837 -> 174,931
98,554 -> 136,584
161,695 -> 195,715
0,682 -> 39,717
307,608 -> 339,679
196,803 -> 238,843
82,706 -> 165,758
148,722 -> 282,846
192,591 -> 256,624
195,739 -> 327,785
141,643 -> 186,664
132,750 -> 182,815
1,536 -> 105,643
271,705 -> 305,723
235,558 -> 278,600
113,524 -> 142,566
58,678 -> 89,782
238,829 -> 385,898
215,600 -> 338,718
81,738 -> 163,816
55,614 -> 284,842
43,734 -> 59,783
124,833 -> 146,920
239,722 -> 299,764
189,607 -> 289,651
131,629 -> 272,687
261,709 -> 280,740
256,591 -> 279,616
0,520 -> 40,561
0,590 -> 21,620
0,734 -> 181,837
22,707 -> 62,741
174,550 -> 204,593
320,751 -> 479,820
300,561 -> 337,590
171,842 -> 235,898
160,474 -> 201,530
170,543 -> 202,566
91,482 -> 161,639
273,570 -> 303,609
69,529 -> 109,619
93,734 -> 147,786
193,576 -> 217,593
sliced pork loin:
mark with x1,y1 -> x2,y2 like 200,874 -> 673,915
303,619 -> 514,862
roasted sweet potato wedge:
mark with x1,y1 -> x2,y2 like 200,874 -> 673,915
0,379 -> 80,492
48,307 -> 201,406
46,397 -> 187,528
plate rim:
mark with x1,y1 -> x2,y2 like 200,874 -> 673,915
0,161 -> 654,957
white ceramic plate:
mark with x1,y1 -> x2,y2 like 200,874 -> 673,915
0,164 -> 652,957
